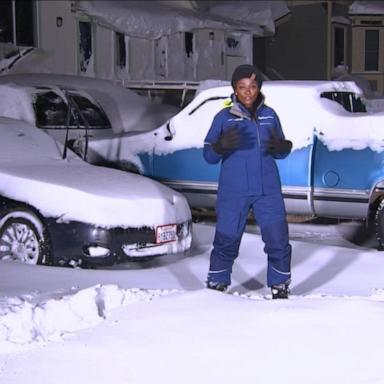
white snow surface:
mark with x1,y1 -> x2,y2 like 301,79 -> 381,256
0,223 -> 384,384
206,0 -> 289,34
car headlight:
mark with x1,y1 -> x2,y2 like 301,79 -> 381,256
83,244 -> 111,257
178,221 -> 191,238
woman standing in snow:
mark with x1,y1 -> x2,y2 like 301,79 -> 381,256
203,64 -> 292,299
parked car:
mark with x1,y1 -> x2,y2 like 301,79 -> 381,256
0,73 -> 179,166
87,80 -> 384,248
0,116 -> 192,267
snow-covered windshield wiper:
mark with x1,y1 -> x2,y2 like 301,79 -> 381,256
62,90 -> 72,160
62,91 -> 90,161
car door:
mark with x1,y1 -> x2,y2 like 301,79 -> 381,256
150,96 -> 229,208
310,92 -> 384,219
276,142 -> 314,215
311,115 -> 384,219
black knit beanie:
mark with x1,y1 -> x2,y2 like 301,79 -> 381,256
231,64 -> 263,89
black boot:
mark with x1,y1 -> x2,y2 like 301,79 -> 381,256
206,280 -> 228,292
271,283 -> 290,299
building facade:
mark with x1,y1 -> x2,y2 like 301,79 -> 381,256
349,5 -> 384,94
0,0 -> 281,83
1,0 -> 382,95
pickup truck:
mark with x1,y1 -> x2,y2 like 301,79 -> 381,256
88,80 -> 384,248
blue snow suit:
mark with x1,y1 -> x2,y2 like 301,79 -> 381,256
204,94 -> 292,287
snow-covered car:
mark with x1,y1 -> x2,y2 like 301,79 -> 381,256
88,80 -> 384,248
0,116 -> 192,267
0,73 -> 179,166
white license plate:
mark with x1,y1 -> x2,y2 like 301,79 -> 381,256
156,224 -> 177,244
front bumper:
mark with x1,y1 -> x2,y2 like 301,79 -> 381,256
46,218 -> 192,266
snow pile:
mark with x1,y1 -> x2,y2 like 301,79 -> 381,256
0,285 -> 174,346
1,223 -> 384,383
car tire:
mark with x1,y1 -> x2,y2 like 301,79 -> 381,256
374,199 -> 384,250
0,209 -> 51,265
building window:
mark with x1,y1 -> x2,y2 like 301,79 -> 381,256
0,0 -> 36,46
365,29 -> 379,71
184,32 -> 193,57
115,32 -> 127,70
333,26 -> 345,67
78,21 -> 92,73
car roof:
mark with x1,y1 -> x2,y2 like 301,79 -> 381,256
0,73 -> 179,134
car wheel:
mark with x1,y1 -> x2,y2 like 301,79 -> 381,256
374,199 -> 384,250
0,209 -> 51,265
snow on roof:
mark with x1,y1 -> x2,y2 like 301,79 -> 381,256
349,1 -> 384,15
75,0 -> 290,39
202,0 -> 290,34
331,16 -> 351,25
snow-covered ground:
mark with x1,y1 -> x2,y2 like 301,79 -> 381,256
0,222 -> 383,384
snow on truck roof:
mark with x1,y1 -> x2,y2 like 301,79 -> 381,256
194,80 -> 363,99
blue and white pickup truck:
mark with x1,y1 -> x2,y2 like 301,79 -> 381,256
89,80 -> 384,248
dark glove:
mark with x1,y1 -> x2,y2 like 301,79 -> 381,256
267,137 -> 292,155
212,127 -> 241,155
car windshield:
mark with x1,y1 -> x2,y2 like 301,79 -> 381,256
33,90 -> 111,129
320,91 -> 367,113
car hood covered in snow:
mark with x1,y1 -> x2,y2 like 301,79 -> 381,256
0,117 -> 191,228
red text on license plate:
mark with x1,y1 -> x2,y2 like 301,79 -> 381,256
156,224 -> 177,244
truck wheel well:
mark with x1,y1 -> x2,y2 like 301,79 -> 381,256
373,198 -> 384,251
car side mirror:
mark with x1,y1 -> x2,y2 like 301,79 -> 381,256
164,121 -> 174,141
